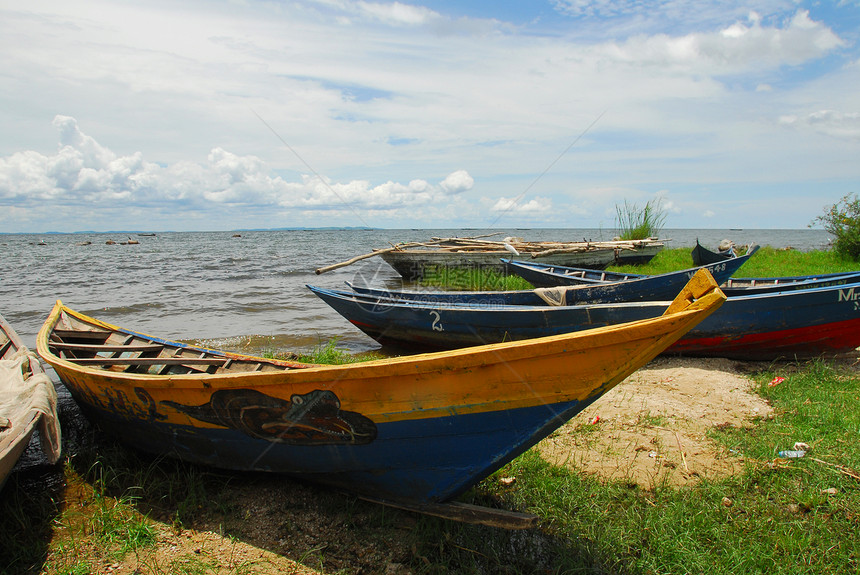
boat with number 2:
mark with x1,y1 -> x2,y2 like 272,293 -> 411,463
37,274 -> 723,526
310,276 -> 860,360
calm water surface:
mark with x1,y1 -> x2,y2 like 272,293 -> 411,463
0,227 -> 832,471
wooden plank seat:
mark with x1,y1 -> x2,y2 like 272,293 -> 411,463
67,357 -> 230,366
49,342 -> 165,353
48,327 -> 265,373
51,329 -> 112,343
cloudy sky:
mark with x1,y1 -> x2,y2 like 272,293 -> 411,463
1,0 -> 858,233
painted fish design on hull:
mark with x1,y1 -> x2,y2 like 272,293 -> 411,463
163,389 -> 377,445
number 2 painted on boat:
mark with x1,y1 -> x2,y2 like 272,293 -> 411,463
430,311 -> 444,332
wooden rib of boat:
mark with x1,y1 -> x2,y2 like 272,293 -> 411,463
309,275 -> 860,360
36,282 -> 723,524
1,313 -> 61,489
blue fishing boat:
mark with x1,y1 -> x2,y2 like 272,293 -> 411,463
309,278 -> 860,360
691,239 -> 736,266
346,267 -> 860,306
504,258 -> 860,291
502,247 -> 760,291
358,245 -> 756,308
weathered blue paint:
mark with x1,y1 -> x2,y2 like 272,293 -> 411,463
502,248 -> 758,293
504,257 -> 860,296
70,391 -> 593,503
309,280 -> 860,360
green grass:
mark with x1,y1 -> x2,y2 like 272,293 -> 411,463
6,355 -> 858,575
417,265 -> 533,291
419,245 -> 859,292
262,336 -> 384,365
611,245 -> 860,277
294,337 -> 384,364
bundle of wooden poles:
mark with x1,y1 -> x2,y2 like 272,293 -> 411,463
315,233 -> 660,274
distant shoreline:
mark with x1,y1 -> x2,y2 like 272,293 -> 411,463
0,226 -> 828,235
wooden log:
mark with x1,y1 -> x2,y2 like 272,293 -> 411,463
314,246 -> 398,274
529,245 -> 600,258
315,241 -> 440,274
316,234 -> 501,274
359,497 -> 539,529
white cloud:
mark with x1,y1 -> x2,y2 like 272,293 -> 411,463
1,1 -> 858,231
0,116 -> 474,222
355,1 -> 440,26
440,170 -> 474,194
604,10 -> 843,74
490,196 -> 553,214
779,110 -> 860,140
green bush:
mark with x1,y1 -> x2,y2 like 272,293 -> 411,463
812,193 -> 860,260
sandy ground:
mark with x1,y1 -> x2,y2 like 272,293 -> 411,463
538,356 -> 774,489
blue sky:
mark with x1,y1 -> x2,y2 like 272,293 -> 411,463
1,0 -> 858,232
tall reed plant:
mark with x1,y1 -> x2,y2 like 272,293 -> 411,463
615,198 -> 666,240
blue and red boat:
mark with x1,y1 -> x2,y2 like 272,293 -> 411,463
309,277 -> 860,360
345,265 -> 860,307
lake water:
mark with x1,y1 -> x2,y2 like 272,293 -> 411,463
1,228 -> 833,354
0,227 -> 834,474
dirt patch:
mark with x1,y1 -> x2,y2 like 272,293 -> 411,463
110,523 -> 327,575
52,471 -> 418,575
537,356 -> 774,489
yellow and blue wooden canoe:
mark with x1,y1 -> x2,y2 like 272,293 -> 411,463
36,271 -> 723,514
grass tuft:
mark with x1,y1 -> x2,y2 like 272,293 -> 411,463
418,265 -> 534,291
615,198 -> 667,240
